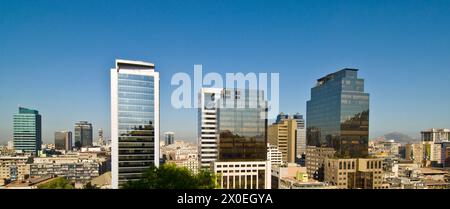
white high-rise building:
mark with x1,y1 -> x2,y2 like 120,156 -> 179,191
267,143 -> 283,167
111,59 -> 159,189
198,88 -> 222,170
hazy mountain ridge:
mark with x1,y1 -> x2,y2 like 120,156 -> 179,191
382,132 -> 419,144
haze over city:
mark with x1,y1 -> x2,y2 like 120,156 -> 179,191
1,0 -> 450,144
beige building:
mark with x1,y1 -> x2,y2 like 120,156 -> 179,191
405,143 -> 424,165
305,146 -> 336,181
324,158 -> 386,189
0,156 -> 31,182
268,119 -> 297,164
166,153 -> 199,174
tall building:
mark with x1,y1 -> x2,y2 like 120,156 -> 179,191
307,68 -> 369,158
164,132 -> 175,146
293,113 -> 306,158
206,88 -> 271,189
54,131 -> 72,151
198,88 -> 222,169
111,59 -> 159,189
74,121 -> 93,148
13,107 -> 42,155
268,119 -> 297,164
405,143 -> 424,165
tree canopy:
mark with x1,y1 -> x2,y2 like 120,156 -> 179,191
37,177 -> 75,189
122,163 -> 217,189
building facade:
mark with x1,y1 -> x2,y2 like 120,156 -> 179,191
164,132 -> 175,146
421,129 -> 449,166
305,146 -> 336,181
55,131 -> 73,151
198,88 -> 222,170
307,69 -> 369,158
405,143 -> 424,165
324,158 -> 385,189
293,113 -> 306,158
213,161 -> 271,189
0,156 -> 31,182
74,121 -> 93,148
30,157 -> 102,181
268,119 -> 297,164
208,88 -> 270,189
111,59 -> 160,189
13,107 -> 42,155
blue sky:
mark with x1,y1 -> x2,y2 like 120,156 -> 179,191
1,0 -> 450,143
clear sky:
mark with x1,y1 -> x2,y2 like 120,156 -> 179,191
1,0 -> 450,144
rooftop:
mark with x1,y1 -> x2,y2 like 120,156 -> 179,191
116,59 -> 155,69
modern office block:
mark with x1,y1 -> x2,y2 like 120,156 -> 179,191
13,107 -> 42,155
307,68 -> 369,158
111,59 -> 159,189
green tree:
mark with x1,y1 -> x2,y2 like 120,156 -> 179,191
123,163 -> 217,189
37,177 -> 75,189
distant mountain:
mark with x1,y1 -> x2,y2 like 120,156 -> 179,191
383,132 -> 418,144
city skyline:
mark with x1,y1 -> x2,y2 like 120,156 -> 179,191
2,0 -> 450,143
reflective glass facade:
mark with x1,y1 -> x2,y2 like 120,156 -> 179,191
217,89 -> 268,161
307,69 -> 369,158
117,73 -> 155,185
13,107 -> 42,155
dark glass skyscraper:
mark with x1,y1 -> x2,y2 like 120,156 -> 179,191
74,121 -> 93,148
307,69 -> 369,158
13,107 -> 42,155
217,89 -> 267,161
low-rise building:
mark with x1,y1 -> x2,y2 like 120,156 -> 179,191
30,156 -> 105,181
0,156 -> 31,182
267,143 -> 283,167
305,146 -> 335,181
324,158 -> 386,189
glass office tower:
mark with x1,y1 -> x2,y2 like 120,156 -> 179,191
217,89 -> 268,161
13,107 -> 42,155
306,69 -> 369,158
211,88 -> 271,189
111,59 -> 159,189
